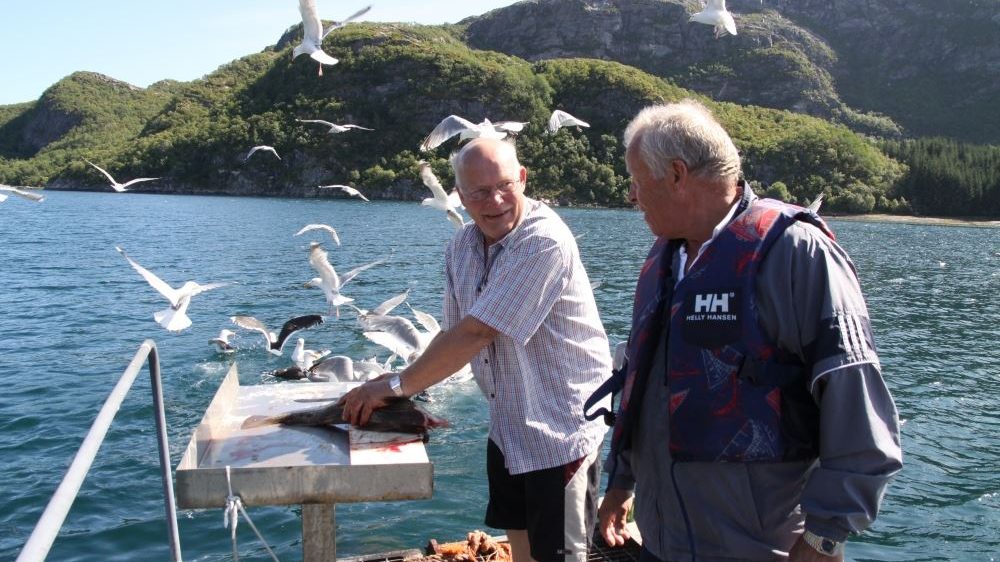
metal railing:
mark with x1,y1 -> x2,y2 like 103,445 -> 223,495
16,339 -> 183,562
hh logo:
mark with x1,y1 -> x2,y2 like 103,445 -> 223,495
694,292 -> 736,313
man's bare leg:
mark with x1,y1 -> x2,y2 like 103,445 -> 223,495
507,529 -> 539,562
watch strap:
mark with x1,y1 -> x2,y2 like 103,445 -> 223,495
802,530 -> 844,556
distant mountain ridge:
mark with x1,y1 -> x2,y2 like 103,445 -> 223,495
0,0 -> 998,216
462,0 -> 1000,143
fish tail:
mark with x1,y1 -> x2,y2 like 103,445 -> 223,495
241,415 -> 278,429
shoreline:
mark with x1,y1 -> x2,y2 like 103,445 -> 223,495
826,213 -> 1000,228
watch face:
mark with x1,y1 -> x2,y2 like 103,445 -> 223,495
821,539 -> 836,554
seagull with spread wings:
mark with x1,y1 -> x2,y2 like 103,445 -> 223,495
244,145 -> 281,162
115,246 -> 230,332
419,115 -> 527,152
85,160 -> 158,192
418,160 -> 465,228
230,314 -> 324,355
295,224 -> 341,245
0,184 -> 45,203
297,119 -> 374,134
293,1 -> 369,76
318,184 -> 369,201
547,109 -> 591,133
306,242 -> 386,316
209,329 -> 237,353
690,0 -> 738,38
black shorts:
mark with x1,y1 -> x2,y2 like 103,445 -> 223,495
484,439 -> 600,562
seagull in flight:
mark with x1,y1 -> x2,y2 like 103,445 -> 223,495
306,243 -> 387,316
85,160 -> 159,192
319,184 -> 369,201
297,119 -> 374,134
293,1 -> 369,76
321,4 -> 371,39
209,329 -> 237,354
419,115 -> 527,152
690,0 -> 738,38
0,185 -> 45,203
548,109 -> 590,133
418,160 -> 465,228
295,223 -> 341,245
230,314 -> 324,355
115,246 -> 230,332
245,145 -> 281,162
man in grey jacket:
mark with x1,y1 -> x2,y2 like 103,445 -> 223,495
596,100 -> 902,562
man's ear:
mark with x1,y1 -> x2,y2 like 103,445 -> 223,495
670,159 -> 688,187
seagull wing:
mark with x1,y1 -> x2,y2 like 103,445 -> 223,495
372,289 -> 410,316
119,177 -> 160,189
85,160 -> 118,186
295,223 -> 341,245
720,11 -> 737,36
184,281 -> 231,298
446,208 -> 466,229
230,315 -> 276,347
548,109 -> 590,132
298,0 -> 325,46
298,119 -> 336,128
341,124 -> 374,131
363,331 -> 416,359
494,121 -> 528,133
0,186 -> 45,202
418,161 -> 450,203
309,243 -> 341,290
408,305 -> 442,334
321,4 -> 372,38
807,193 -> 824,213
361,315 -> 425,351
340,257 -> 387,287
420,115 -> 477,151
115,246 -> 179,305
274,314 -> 324,352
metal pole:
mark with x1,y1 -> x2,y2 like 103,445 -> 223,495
148,343 -> 183,561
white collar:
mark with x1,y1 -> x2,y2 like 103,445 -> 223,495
676,199 -> 741,283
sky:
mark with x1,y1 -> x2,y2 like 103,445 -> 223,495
0,0 -> 521,106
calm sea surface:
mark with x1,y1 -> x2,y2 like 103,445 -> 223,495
0,191 -> 997,561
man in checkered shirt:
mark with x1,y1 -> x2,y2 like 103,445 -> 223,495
341,137 -> 613,562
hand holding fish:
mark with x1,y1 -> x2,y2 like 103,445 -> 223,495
338,374 -> 396,426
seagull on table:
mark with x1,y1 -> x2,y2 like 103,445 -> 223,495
209,329 -> 237,353
85,160 -> 158,192
115,246 -> 230,332
244,146 -> 281,162
297,119 -> 374,134
419,115 -> 527,152
0,185 -> 45,203
318,184 -> 369,201
291,337 -> 331,370
295,223 -> 341,246
418,160 -> 465,228
230,314 -> 324,355
690,0 -> 738,38
306,243 -> 387,316
547,109 -> 590,133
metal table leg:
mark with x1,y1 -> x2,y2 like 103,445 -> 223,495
303,503 -> 336,561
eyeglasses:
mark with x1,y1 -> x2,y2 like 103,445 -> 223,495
460,180 -> 521,202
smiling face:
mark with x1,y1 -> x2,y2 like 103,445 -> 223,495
454,139 -> 527,245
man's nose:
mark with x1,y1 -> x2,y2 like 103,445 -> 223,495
628,180 -> 638,203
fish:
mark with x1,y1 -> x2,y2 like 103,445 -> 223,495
241,397 -> 449,434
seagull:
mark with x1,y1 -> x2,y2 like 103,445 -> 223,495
0,185 -> 45,203
318,184 -> 369,201
209,329 -> 237,353
806,193 -> 824,213
297,119 -> 374,134
244,145 -> 281,162
547,109 -> 590,133
419,115 -> 528,152
295,223 -> 341,246
407,303 -> 441,335
418,160 -> 465,228
321,4 -> 371,39
291,337 -> 331,370
305,355 -> 355,382
306,243 -> 387,316
115,246 -> 230,332
85,160 -> 159,192
293,0 -> 340,76
230,314 -> 324,355
690,0 -> 738,38
349,289 -> 411,322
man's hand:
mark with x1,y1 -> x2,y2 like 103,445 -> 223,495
337,376 -> 394,426
598,488 -> 634,547
788,536 -> 844,562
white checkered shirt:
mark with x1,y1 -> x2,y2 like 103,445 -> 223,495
444,199 -> 612,474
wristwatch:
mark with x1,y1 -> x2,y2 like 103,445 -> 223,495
802,530 -> 844,557
388,374 -> 405,397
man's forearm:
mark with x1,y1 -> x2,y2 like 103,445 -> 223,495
399,315 -> 497,396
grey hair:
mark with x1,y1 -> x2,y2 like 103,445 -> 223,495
449,138 -> 520,190
623,99 -> 741,182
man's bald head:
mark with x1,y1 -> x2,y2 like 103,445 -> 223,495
450,138 -> 521,189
